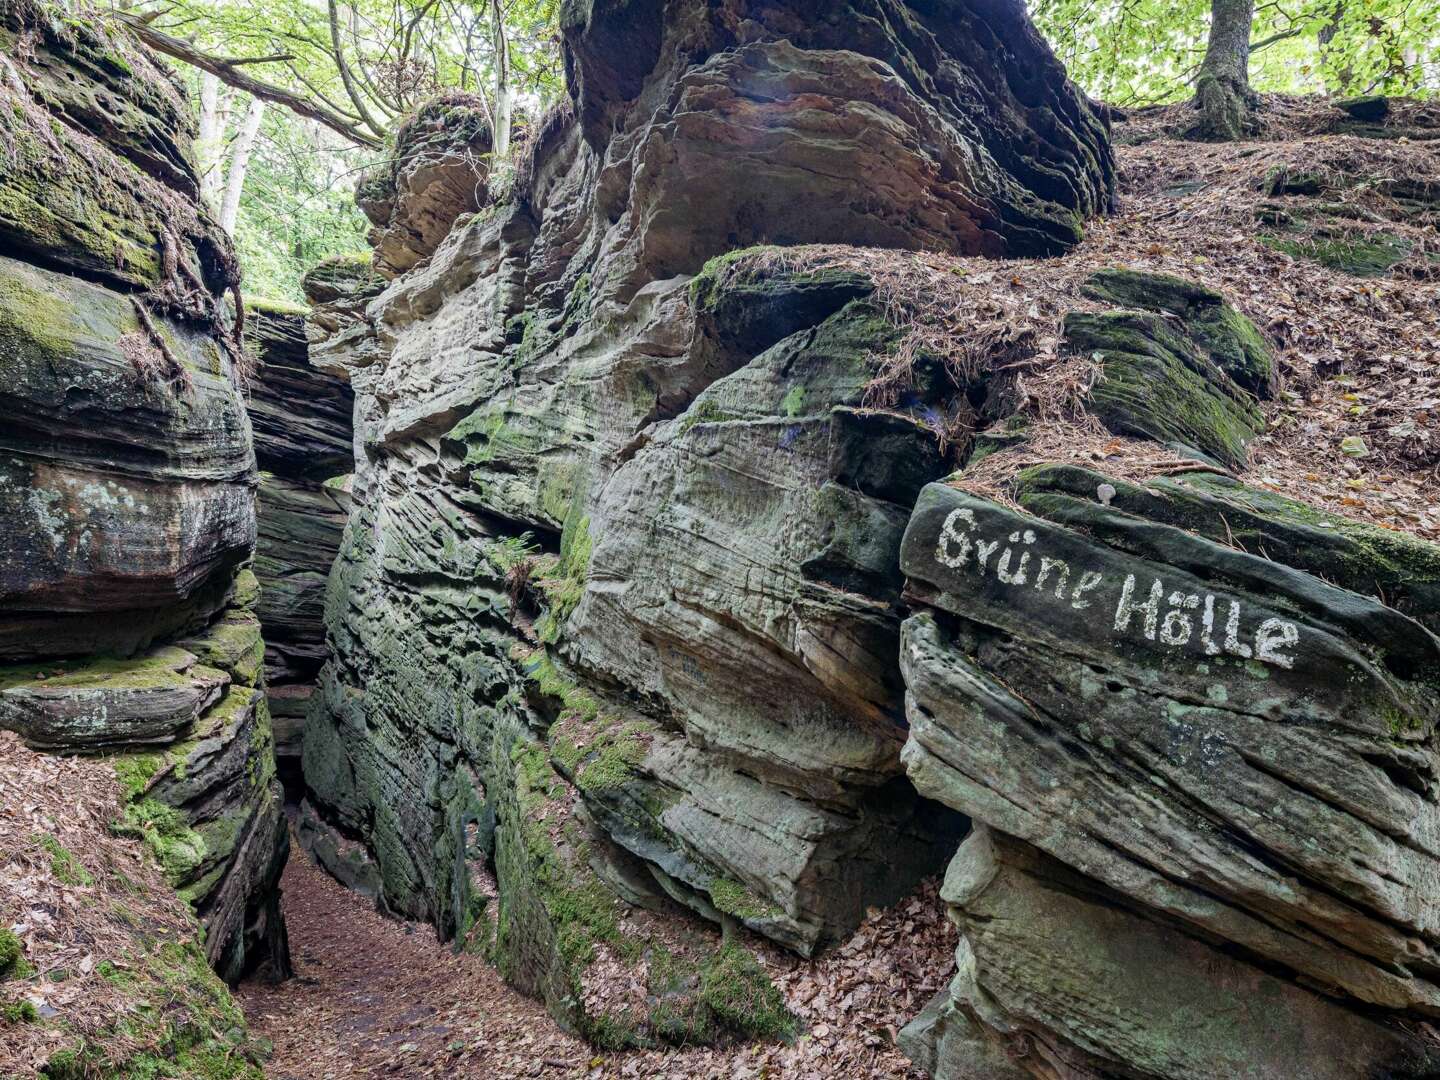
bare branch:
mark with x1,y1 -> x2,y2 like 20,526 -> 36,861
327,0 -> 389,140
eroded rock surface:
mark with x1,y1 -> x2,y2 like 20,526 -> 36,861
0,6 -> 288,988
357,95 -> 493,277
244,303 -> 353,764
302,0 -> 1110,1047
897,466 -> 1440,1076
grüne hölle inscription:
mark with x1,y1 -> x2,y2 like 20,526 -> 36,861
933,507 -> 1301,669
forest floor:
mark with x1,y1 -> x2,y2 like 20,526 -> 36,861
236,834 -> 953,1079
780,94 -> 1440,541
235,835 -> 589,1078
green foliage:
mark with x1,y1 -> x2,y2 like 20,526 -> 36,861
113,754 -> 164,801
678,399 -> 740,434
231,109 -> 371,302
708,878 -> 782,921
0,928 -> 24,976
3,999 -> 39,1023
120,0 -> 563,298
1032,0 -> 1438,105
697,946 -> 795,1040
573,721 -> 650,795
535,515 -> 592,643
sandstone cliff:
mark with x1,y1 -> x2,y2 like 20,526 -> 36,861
299,0 -> 1116,1051
297,2 -> 1440,1074
243,301 -> 354,775
0,5 -> 290,1055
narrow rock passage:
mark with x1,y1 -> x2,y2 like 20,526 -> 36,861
237,833 -> 952,1078
236,835 -> 588,1078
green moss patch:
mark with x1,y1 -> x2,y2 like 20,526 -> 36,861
36,936 -> 263,1079
698,945 -> 795,1040
110,801 -> 208,884
1261,230 -> 1412,277
708,878 -> 782,922
0,927 -> 26,977
37,834 -> 93,887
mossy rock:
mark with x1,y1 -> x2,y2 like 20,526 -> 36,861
1065,309 -> 1264,470
1335,95 -> 1390,122
1261,229 -> 1412,277
177,611 -> 266,688
690,248 -> 877,361
1080,269 -> 1275,396
1016,464 -> 1440,635
300,253 -> 387,306
0,647 -> 229,751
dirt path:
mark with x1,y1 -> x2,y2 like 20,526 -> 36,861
238,836 -> 951,1079
236,838 -> 589,1079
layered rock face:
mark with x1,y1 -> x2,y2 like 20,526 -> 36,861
303,0 -> 1112,1047
243,303 -> 354,768
0,7 -> 288,983
896,368 -> 1440,1068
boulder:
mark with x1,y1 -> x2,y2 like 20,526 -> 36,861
909,827 -> 1440,1079
1017,465 -> 1440,634
562,0 -> 1114,267
0,256 -> 256,660
0,6 -> 287,993
1064,272 -> 1269,470
0,647 -> 227,750
1079,269 -> 1275,395
896,470 -> 1440,1074
356,94 -> 492,276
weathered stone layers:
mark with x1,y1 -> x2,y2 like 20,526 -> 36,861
562,0 -> 1114,265
302,0 -> 1111,1046
0,6 -> 252,660
897,468 -> 1440,1077
0,4 -> 288,984
243,303 -> 353,764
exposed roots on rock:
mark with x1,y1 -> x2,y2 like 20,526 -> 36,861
127,296 -> 193,393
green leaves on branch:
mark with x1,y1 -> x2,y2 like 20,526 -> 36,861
1032,0 -> 1437,105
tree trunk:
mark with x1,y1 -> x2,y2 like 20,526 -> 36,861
489,0 -> 512,157
1193,0 -> 1256,140
1317,1 -> 1356,92
219,96 -> 265,235
197,72 -> 225,210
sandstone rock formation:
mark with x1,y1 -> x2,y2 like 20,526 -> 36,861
897,460 -> 1440,1076
356,95 -> 493,277
891,264 -> 1440,1074
301,0 -> 1113,1047
243,302 -> 354,768
0,6 -> 288,986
